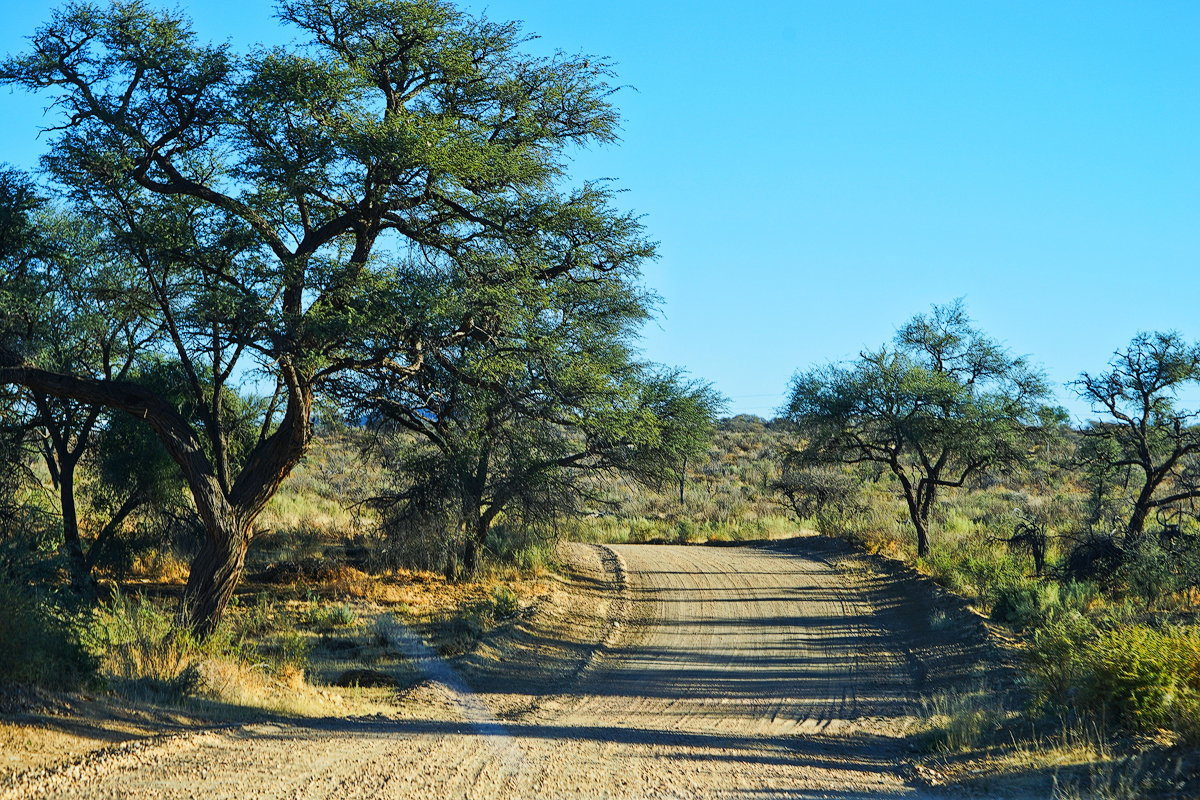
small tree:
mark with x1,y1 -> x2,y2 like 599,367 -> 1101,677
782,300 -> 1054,557
1072,331 -> 1200,545
355,266 -> 722,577
19,212 -> 158,592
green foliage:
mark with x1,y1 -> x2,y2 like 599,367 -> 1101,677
304,602 -> 358,632
1028,612 -> 1099,711
1028,614 -> 1200,741
485,585 -> 520,620
1,0 -> 660,634
1081,626 -> 1200,734
783,300 -> 1059,557
992,581 -> 1068,629
1114,538 -> 1200,609
84,591 -> 204,699
0,546 -> 96,688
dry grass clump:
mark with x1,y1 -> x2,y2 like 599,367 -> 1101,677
919,685 -> 1008,752
124,549 -> 190,583
80,591 -> 394,718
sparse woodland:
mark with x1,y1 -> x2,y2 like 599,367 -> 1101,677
1,0 -> 1200,795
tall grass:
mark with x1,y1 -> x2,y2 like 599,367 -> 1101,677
919,685 -> 1006,752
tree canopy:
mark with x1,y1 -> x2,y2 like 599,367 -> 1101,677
0,0 -> 654,634
350,242 -> 722,577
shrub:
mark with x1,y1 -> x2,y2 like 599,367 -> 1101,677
485,585 -> 520,620
305,602 -> 358,632
1115,539 -> 1200,610
1027,611 -> 1097,711
1028,614 -> 1200,740
84,591 -> 202,699
919,550 -> 967,594
0,578 -> 96,689
1080,625 -> 1200,734
992,581 -> 1061,629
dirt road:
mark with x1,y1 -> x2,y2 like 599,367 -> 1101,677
5,539 -> 985,799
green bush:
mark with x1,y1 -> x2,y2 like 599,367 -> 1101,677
1080,625 -> 1200,735
991,581 -> 1071,629
1116,540 -> 1199,610
84,591 -> 201,699
1027,611 -> 1097,710
0,579 -> 96,689
919,550 -> 967,594
961,550 -> 1023,607
485,585 -> 520,620
1028,614 -> 1200,740
305,602 -> 358,632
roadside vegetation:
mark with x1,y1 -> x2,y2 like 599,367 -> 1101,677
5,321 -> 1200,793
774,314 -> 1200,797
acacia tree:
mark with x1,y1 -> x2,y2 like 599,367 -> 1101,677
0,0 -> 650,635
783,301 -> 1054,557
1072,332 -> 1200,544
354,265 -> 722,577
371,370 -> 721,577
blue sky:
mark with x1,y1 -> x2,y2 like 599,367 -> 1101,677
4,1 -> 1199,420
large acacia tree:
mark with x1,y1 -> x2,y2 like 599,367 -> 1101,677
783,301 -> 1055,557
1072,332 -> 1200,544
0,0 -> 650,635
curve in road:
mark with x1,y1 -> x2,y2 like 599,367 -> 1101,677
5,540 -> 950,799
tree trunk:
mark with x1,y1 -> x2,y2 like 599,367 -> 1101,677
180,504 -> 249,638
1127,502 -> 1151,544
84,488 -> 146,571
57,460 -> 96,597
913,516 -> 931,559
892,465 -> 931,558
463,538 -> 479,578
1,359 -> 314,638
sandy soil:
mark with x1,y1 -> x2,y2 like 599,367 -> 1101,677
0,537 -> 1009,799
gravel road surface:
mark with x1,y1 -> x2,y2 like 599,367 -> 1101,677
4,541 -> 953,799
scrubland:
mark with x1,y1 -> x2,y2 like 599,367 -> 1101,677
5,415 -> 1200,796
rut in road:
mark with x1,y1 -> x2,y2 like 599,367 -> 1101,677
5,540 -> 959,799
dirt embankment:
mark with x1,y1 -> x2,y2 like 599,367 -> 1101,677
2,537 -> 1013,799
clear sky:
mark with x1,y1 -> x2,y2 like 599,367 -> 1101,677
4,1 -> 1199,420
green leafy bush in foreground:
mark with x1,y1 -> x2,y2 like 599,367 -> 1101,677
1029,614 -> 1200,742
0,575 -> 96,689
